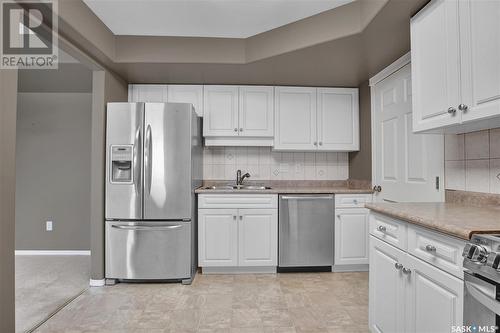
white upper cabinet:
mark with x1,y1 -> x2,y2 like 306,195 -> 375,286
239,86 -> 274,137
317,88 -> 359,151
203,85 -> 239,137
411,0 -> 500,133
274,86 -> 318,150
128,84 -> 168,102
411,0 -> 461,132
460,0 -> 500,124
274,86 -> 359,151
167,85 -> 203,117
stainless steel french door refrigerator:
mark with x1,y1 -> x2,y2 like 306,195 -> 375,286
105,102 -> 202,284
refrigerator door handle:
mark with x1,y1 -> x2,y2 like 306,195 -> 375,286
133,126 -> 141,195
111,224 -> 183,231
145,124 -> 152,195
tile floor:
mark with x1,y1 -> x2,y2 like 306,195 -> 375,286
35,272 -> 368,333
16,255 -> 90,333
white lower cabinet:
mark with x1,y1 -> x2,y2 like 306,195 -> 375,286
369,236 -> 406,333
198,209 -> 238,267
405,254 -> 463,333
198,195 -> 278,271
333,194 -> 371,271
369,215 -> 464,333
334,208 -> 369,269
238,209 -> 277,266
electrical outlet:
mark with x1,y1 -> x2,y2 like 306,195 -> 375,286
46,220 -> 53,231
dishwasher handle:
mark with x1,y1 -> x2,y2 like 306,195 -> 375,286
281,195 -> 334,200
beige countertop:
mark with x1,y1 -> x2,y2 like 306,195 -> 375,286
365,202 -> 500,240
195,186 -> 373,194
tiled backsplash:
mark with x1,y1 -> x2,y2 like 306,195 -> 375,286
203,147 -> 349,181
445,128 -> 500,194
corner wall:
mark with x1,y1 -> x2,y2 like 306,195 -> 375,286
0,69 -> 18,333
90,70 -> 128,281
349,80 -> 372,181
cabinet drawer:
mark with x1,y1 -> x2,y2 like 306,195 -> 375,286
369,213 -> 407,250
335,194 -> 372,208
407,225 -> 466,279
198,194 -> 278,209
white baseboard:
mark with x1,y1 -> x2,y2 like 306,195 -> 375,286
89,279 -> 105,287
15,250 -> 91,256
201,266 -> 277,274
332,264 -> 369,272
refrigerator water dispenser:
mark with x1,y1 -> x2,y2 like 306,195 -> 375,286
110,145 -> 133,183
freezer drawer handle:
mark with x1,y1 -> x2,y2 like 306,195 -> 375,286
111,225 -> 183,231
281,195 -> 333,200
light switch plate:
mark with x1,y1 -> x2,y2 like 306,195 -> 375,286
46,220 -> 53,231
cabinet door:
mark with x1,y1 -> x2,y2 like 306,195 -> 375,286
167,85 -> 203,117
317,88 -> 359,151
369,236 -> 406,333
239,86 -> 274,137
128,84 -> 168,102
274,86 -> 317,150
203,86 -> 239,136
405,254 -> 463,333
198,209 -> 238,267
460,0 -> 500,123
411,0 -> 461,132
238,209 -> 277,266
334,208 -> 369,266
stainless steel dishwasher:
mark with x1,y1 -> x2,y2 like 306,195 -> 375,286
279,194 -> 334,269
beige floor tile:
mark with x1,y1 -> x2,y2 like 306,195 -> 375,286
36,272 -> 368,333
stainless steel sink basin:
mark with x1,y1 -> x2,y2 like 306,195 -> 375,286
204,185 -> 272,190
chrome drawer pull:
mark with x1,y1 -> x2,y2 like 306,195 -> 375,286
377,225 -> 387,232
395,263 -> 403,270
425,245 -> 437,252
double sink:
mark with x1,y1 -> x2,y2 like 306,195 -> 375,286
204,184 -> 272,190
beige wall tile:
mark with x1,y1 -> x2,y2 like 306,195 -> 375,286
445,161 -> 465,191
490,159 -> 500,194
466,159 -> 490,193
490,128 -> 500,159
465,130 -> 489,160
444,134 -> 464,161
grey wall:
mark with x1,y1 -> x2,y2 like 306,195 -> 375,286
15,92 -> 92,250
0,69 -> 18,333
349,81 -> 372,181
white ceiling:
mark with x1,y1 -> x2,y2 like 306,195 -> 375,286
83,0 -> 355,38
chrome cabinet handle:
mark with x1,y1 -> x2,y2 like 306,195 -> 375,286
458,104 -> 468,112
395,263 -> 403,270
233,215 -> 236,220
239,215 -> 243,220
447,107 -> 457,115
425,244 -> 437,252
234,128 -> 238,132
402,267 -> 412,275
239,128 -> 243,132
313,142 -> 318,146
377,225 -> 387,232
319,142 -> 323,146
373,185 -> 382,192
